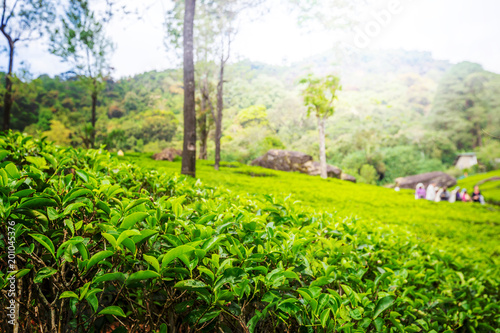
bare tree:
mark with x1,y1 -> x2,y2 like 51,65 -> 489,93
208,0 -> 266,170
212,1 -> 236,170
198,68 -> 215,159
0,0 -> 55,130
194,4 -> 217,160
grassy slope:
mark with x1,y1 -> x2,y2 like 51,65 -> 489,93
122,153 -> 500,263
457,170 -> 500,204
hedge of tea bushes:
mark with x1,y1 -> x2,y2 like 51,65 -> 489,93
0,132 -> 499,332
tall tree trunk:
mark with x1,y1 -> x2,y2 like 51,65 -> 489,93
181,0 -> 197,177
214,57 -> 224,171
475,123 -> 482,148
198,94 -> 208,160
91,80 -> 97,148
318,116 -> 327,179
198,78 -> 209,160
2,39 -> 14,131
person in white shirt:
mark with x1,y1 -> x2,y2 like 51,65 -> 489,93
426,183 -> 436,201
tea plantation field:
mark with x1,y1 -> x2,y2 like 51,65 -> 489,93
124,153 -> 500,267
1,135 -> 499,333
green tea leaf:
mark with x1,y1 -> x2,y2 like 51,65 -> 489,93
143,254 -> 160,272
161,245 -> 196,269
0,149 -> 9,160
63,202 -> 86,215
34,267 -> 57,283
75,170 -> 89,183
5,163 -> 20,179
120,212 -> 149,229
198,213 -> 217,225
15,269 -> 31,279
19,198 -> 57,210
125,198 -> 150,212
98,306 -> 126,317
87,250 -> 114,270
13,189 -> 35,198
30,234 -> 55,258
320,308 -> 331,328
373,296 -> 395,319
93,272 -> 126,284
101,233 -> 118,248
86,293 -> 98,312
63,189 -> 92,205
127,270 -> 160,284
60,291 -> 79,299
174,279 -> 208,291
116,230 -> 141,246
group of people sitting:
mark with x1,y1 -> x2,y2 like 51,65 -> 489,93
414,183 -> 485,204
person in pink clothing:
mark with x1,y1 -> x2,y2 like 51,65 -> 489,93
415,183 -> 426,199
461,189 -> 471,202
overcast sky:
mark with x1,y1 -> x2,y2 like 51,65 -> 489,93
2,0 -> 500,79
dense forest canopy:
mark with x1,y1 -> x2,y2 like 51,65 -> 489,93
1,49 -> 500,183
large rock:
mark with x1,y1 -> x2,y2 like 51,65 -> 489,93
307,161 -> 342,179
251,150 -> 342,179
251,150 -> 313,173
341,173 -> 357,183
395,171 -> 456,189
152,148 -> 182,162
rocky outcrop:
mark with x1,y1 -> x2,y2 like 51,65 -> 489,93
251,150 -> 313,173
395,171 -> 456,189
308,161 -> 342,179
251,150 -> 342,179
152,148 -> 182,162
341,173 -> 357,183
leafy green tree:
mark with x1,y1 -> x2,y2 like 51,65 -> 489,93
238,105 -> 268,127
382,145 -> 445,183
141,111 -> 179,143
104,128 -> 126,151
49,0 -> 114,148
359,164 -> 377,185
0,0 -> 55,130
122,91 -> 141,112
43,119 -> 71,146
300,74 -> 341,179
477,140 -> 500,171
6,75 -> 41,130
431,62 -> 500,151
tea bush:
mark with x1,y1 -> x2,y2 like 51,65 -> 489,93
1,133 -> 499,332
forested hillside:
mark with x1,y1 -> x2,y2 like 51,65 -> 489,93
2,49 -> 500,184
